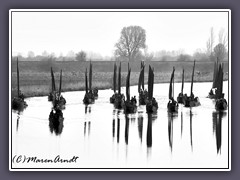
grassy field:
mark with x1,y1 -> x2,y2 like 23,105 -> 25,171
11,60 -> 229,98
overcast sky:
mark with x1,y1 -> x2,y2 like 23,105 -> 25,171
11,10 -> 229,58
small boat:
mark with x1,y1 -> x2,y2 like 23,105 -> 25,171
167,67 -> 178,113
12,58 -> 28,111
208,58 -> 219,99
215,63 -> 227,111
138,61 -> 148,105
110,63 -> 117,103
83,68 -> 95,104
114,62 -> 125,109
89,61 -> 98,99
183,60 -> 201,107
177,69 -> 185,104
53,69 -> 66,110
146,65 -> 158,113
123,64 -> 137,114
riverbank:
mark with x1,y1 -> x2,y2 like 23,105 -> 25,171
11,60 -> 229,98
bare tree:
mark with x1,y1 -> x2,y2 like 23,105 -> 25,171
76,51 -> 87,61
213,43 -> 227,61
206,27 -> 215,59
218,28 -> 228,51
115,26 -> 146,61
27,51 -> 35,58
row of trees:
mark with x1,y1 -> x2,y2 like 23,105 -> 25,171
114,26 -> 228,62
14,26 -> 228,62
15,50 -> 88,62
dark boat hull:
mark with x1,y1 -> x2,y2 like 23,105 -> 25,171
114,94 -> 125,109
215,98 -> 227,111
110,94 -> 116,104
139,90 -> 148,105
146,99 -> 158,113
123,101 -> 137,114
167,101 -> 178,113
12,97 -> 28,111
177,93 -> 184,104
183,95 -> 200,107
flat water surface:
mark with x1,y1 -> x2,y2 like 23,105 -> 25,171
11,81 -> 229,169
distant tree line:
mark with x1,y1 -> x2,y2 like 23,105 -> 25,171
13,26 -> 228,62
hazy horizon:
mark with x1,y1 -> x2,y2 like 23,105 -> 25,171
11,10 -> 229,58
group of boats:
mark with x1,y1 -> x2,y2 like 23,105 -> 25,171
109,62 -> 158,114
83,61 -> 98,104
109,59 -> 227,114
12,59 -> 228,116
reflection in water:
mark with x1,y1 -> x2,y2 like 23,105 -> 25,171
112,109 -> 121,144
190,110 -> 193,151
125,115 -> 130,145
85,105 -> 91,114
146,113 -> 154,158
84,121 -> 91,137
212,111 -> 226,154
84,105 -> 92,137
16,115 -> 20,132
112,115 -> 115,139
168,113 -> 173,151
137,113 -> 143,143
84,122 -> 87,136
168,112 -> 178,152
49,109 -> 64,135
181,112 -> 183,137
117,113 -> 120,143
146,114 -> 153,148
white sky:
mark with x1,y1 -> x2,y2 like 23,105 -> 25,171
11,10 -> 229,57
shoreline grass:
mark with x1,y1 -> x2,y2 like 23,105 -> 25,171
11,60 -> 229,98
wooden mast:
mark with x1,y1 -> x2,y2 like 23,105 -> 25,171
17,58 -> 20,98
181,69 -> 184,94
118,62 -> 121,94
190,60 -> 196,96
89,61 -> 92,91
58,69 -> 62,97
113,63 -> 117,93
126,68 -> 131,101
85,68 -> 88,93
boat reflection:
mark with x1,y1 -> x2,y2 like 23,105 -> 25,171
212,111 -> 226,154
84,105 -> 92,137
16,114 -> 20,132
147,113 -> 153,148
49,109 -> 64,135
190,110 -> 193,151
167,112 -> 178,152
125,115 -> 130,145
137,112 -> 143,143
85,104 -> 92,114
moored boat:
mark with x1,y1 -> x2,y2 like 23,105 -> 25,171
123,65 -> 137,114
177,69 -> 185,104
12,58 -> 28,111
214,63 -> 227,111
110,62 -> 117,103
183,60 -> 201,107
83,67 -> 95,104
138,61 -> 148,105
114,62 -> 125,109
167,67 -> 178,113
146,65 -> 158,113
52,69 -> 66,110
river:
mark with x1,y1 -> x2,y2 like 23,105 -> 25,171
11,81 -> 229,169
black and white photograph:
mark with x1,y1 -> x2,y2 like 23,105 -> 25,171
9,9 -> 231,170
